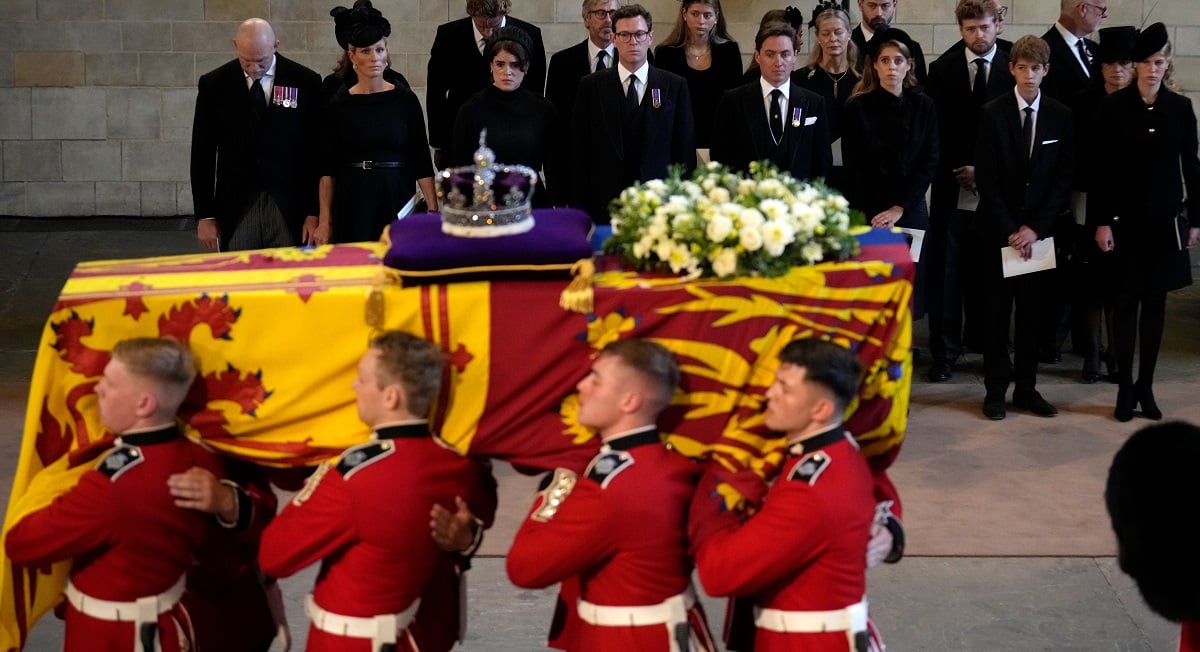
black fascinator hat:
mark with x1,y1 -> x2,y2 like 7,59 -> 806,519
1131,22 -> 1168,62
808,0 -> 850,29
331,0 -> 392,50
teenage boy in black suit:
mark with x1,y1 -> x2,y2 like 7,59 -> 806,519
973,34 -> 1074,420
924,0 -> 1013,382
190,18 -> 322,251
426,0 -> 546,166
570,4 -> 695,225
711,22 -> 831,182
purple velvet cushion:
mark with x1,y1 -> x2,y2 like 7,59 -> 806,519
383,208 -> 594,282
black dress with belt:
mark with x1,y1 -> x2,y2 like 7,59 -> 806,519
653,40 -> 744,149
320,85 -> 435,243
449,85 -> 560,207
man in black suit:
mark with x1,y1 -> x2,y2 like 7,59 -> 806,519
570,4 -> 696,225
426,0 -> 546,166
973,35 -> 1074,420
923,0 -> 1013,382
851,0 -> 927,84
190,18 -> 321,251
1041,0 -> 1103,101
711,22 -> 831,181
546,0 -> 618,140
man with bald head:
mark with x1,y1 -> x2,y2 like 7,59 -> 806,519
190,18 -> 322,252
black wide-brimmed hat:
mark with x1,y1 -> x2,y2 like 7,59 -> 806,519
1097,26 -> 1137,64
1131,22 -> 1168,62
1106,421 -> 1200,622
865,27 -> 916,60
331,0 -> 392,50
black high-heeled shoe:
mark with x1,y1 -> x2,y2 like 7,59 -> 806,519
1115,385 -> 1135,422
1135,382 -> 1162,420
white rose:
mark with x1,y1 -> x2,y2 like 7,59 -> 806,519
759,199 -> 788,221
708,186 -> 731,204
761,220 -> 795,257
737,179 -> 757,196
633,236 -> 655,259
682,181 -> 703,198
646,179 -> 668,194
656,240 -> 675,261
707,214 -> 734,242
705,160 -> 722,171
710,247 -> 739,277
672,212 -> 695,230
758,178 -> 785,197
666,243 -> 697,273
647,214 -> 668,239
802,242 -> 825,263
831,194 -> 850,211
795,186 -> 819,204
739,207 -> 766,229
739,226 -> 764,251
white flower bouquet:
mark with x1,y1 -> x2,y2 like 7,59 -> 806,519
604,161 -> 863,279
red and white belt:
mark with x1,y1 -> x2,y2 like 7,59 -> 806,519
64,575 -> 186,652
755,598 -> 869,650
577,586 -> 699,651
305,594 -> 421,651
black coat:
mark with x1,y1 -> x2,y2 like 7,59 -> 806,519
925,43 -> 1014,219
841,87 -> 938,224
1089,85 -> 1200,292
546,39 -> 596,143
710,81 -> 832,182
1040,26 -> 1099,102
189,54 -> 321,246
852,25 -> 927,86
973,91 -> 1074,247
570,66 -> 696,224
425,16 -> 546,150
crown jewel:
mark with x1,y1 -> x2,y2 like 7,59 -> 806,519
437,129 -> 538,238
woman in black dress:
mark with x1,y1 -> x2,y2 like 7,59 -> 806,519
450,27 -> 559,206
653,0 -> 743,151
315,1 -> 437,244
842,29 -> 938,318
1091,23 -> 1200,421
320,0 -> 410,102
796,1 -> 859,192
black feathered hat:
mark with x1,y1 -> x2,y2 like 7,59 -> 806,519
1106,421 -> 1200,622
1097,26 -> 1137,64
331,0 -> 391,50
864,27 -> 916,60
1131,22 -> 1168,62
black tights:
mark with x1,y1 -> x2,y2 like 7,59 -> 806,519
1112,290 -> 1166,389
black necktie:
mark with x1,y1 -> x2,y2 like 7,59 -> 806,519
626,76 -> 639,109
769,89 -> 784,144
1022,106 -> 1034,160
1076,40 -> 1092,75
597,50 -> 608,71
250,77 -> 266,117
972,58 -> 987,101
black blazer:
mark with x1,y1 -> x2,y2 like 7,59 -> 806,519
546,39 -> 593,139
1040,27 -> 1098,102
189,54 -> 322,246
710,81 -> 832,182
570,66 -> 696,224
925,43 -> 1014,218
841,88 -> 938,224
974,91 -> 1074,246
425,16 -> 546,150
852,25 -> 927,85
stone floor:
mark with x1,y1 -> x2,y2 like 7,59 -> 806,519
0,217 -> 1192,651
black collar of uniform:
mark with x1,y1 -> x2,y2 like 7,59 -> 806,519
787,425 -> 845,457
118,424 -> 181,446
375,423 -> 432,440
604,427 -> 661,451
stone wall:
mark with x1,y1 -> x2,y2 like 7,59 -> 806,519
0,0 -> 1195,217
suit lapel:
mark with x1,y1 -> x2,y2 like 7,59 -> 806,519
599,68 -> 625,159
744,84 -> 771,158
638,68 -> 662,161
782,84 -> 808,164
987,49 -> 1011,96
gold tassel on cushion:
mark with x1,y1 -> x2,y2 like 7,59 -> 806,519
365,267 -> 403,328
559,258 -> 595,314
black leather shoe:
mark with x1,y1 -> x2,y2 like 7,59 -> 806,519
1135,382 -> 1162,420
982,394 -> 1006,420
1114,385 -> 1135,422
1081,372 -> 1102,384
927,362 -> 952,383
1013,391 -> 1058,417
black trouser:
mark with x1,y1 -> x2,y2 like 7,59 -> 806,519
928,208 -> 984,365
982,257 -> 1047,396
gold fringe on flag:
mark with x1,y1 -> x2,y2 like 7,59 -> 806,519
558,258 -> 595,314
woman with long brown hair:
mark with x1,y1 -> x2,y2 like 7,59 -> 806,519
653,0 -> 743,150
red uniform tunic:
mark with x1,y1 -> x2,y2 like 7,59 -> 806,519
182,460 -> 279,652
5,425 -> 223,652
1182,622 -> 1200,652
691,427 -> 876,652
506,428 -> 713,652
258,423 -> 491,652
